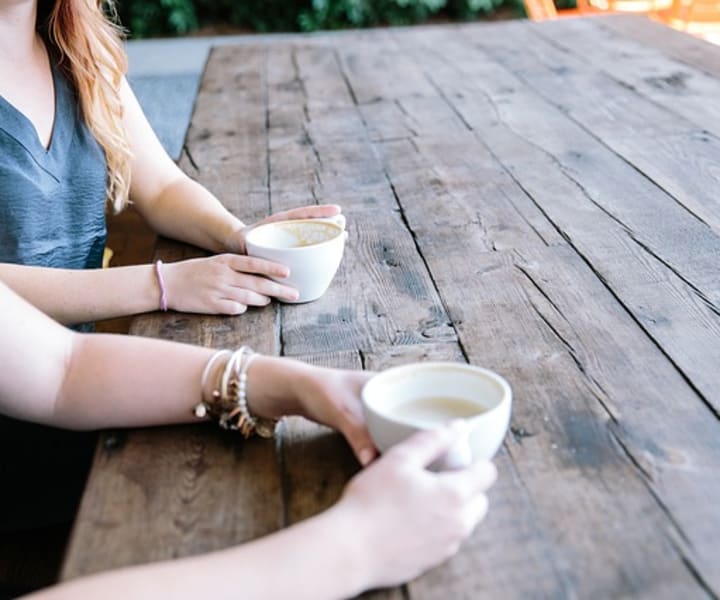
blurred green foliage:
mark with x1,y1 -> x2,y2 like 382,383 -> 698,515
115,0 -> 523,38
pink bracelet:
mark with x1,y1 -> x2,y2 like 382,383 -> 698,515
154,260 -> 168,312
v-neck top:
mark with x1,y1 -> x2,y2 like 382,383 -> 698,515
0,59 -> 108,273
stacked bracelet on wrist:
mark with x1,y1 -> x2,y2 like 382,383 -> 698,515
194,346 -> 278,439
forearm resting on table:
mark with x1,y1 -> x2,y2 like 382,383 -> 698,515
0,262 -> 164,324
0,281 -> 302,429
25,505 -> 368,600
0,283 -> 211,426
133,175 -> 244,254
57,338 -> 303,430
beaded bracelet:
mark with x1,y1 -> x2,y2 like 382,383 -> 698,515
193,346 -> 278,439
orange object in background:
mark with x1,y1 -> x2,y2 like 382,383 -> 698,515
588,0 -> 672,11
523,0 -> 594,20
662,0 -> 720,43
523,0 -> 671,20
523,0 -> 720,45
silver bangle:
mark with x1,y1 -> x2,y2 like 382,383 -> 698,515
193,345 -> 277,438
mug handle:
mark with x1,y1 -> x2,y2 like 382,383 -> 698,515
433,419 -> 476,471
437,437 -> 473,470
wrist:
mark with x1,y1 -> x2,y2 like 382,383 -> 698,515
142,262 -> 166,313
314,503 -> 372,598
219,218 -> 246,254
246,355 -> 309,419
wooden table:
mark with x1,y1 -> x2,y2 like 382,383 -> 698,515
62,15 -> 720,598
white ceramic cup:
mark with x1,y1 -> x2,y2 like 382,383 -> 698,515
245,217 -> 347,303
362,362 -> 512,470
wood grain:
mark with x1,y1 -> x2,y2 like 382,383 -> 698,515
600,14 -> 720,80
62,17 -> 720,599
265,43 -> 458,356
62,45 -> 282,580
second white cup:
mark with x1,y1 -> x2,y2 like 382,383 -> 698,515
362,362 -> 512,470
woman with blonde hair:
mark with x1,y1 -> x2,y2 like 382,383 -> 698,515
0,0 -> 339,588
0,0 -> 339,326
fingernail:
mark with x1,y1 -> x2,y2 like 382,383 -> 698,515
358,447 -> 374,466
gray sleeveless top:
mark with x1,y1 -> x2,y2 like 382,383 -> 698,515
0,60 -> 108,273
0,58 -> 105,531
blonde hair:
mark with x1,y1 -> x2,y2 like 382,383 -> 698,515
39,0 -> 132,213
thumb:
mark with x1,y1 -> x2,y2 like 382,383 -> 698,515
386,420 -> 470,468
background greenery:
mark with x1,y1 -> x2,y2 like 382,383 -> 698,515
115,0 -> 538,38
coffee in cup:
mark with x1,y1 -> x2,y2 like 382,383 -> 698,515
245,217 -> 347,303
362,362 -> 512,470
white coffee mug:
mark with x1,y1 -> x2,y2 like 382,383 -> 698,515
245,217 -> 347,303
362,362 -> 512,470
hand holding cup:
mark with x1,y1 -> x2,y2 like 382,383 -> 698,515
245,217 -> 347,303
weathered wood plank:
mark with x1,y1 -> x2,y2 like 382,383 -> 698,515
408,240 -> 717,597
376,134 -> 567,252
178,46 -> 270,222
379,27 -> 720,596
62,426 -> 282,578
334,33 -> 437,105
279,200 -> 458,355
62,44 -> 283,581
431,23 -> 720,237
599,14 -> 720,80
280,351 -> 363,524
63,19 -> 720,599
359,96 -> 469,142
263,44 -> 457,356
266,44 -> 387,201
536,18 -> 720,136
527,19 -> 720,237
393,26 -> 720,416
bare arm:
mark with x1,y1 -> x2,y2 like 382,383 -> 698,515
0,277 -> 203,424
120,77 -> 245,253
0,262 -> 162,325
25,426 -> 496,600
121,76 -> 342,254
0,281 -> 373,456
0,79 -> 340,323
26,505 -> 368,600
1,282 -> 496,599
0,252 -> 306,324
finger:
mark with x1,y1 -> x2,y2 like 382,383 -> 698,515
439,460 -> 498,498
213,300 -> 247,315
224,288 -> 272,307
264,204 -> 341,223
338,414 -> 378,467
227,255 -> 290,279
385,421 -> 468,468
462,493 -> 490,534
231,275 -> 299,302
